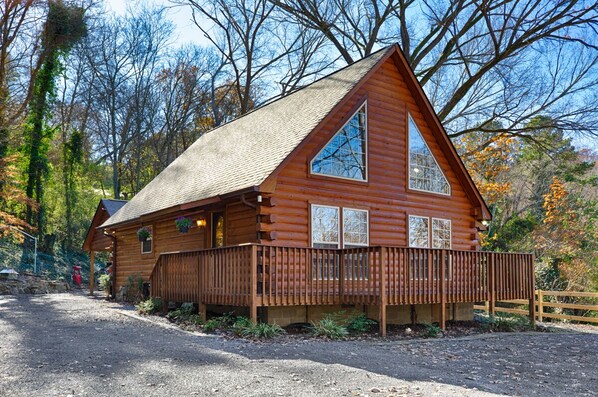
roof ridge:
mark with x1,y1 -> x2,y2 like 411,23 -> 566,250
195,46 -> 391,141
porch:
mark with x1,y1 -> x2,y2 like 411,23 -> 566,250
149,244 -> 535,335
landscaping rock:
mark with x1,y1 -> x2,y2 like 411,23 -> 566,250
0,273 -> 69,295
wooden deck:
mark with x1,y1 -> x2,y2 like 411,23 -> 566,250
149,244 -> 535,335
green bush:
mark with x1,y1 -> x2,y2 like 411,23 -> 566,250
136,297 -> 162,315
346,313 -> 377,333
203,319 -> 220,332
188,314 -> 204,325
477,312 -> 533,332
123,273 -> 144,303
98,274 -> 111,293
232,316 -> 253,335
241,322 -> 284,339
422,323 -> 442,338
167,303 -> 195,322
310,318 -> 349,340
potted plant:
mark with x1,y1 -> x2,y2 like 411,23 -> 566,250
137,226 -> 151,241
175,216 -> 192,233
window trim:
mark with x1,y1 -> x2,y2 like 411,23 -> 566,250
408,215 -> 452,249
140,237 -> 153,255
407,113 -> 451,196
408,215 -> 430,248
432,217 -> 452,249
310,204 -> 341,248
309,101 -> 368,183
342,207 -> 369,248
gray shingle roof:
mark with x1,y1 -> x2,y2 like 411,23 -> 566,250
101,199 -> 128,216
101,48 -> 389,228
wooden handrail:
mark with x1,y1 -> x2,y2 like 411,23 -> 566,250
149,244 -> 536,327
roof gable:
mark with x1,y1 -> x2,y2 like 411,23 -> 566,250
83,199 -> 127,251
102,48 -> 390,228
102,44 -> 490,229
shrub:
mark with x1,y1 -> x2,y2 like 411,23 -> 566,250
188,314 -> 204,325
203,319 -> 220,332
422,323 -> 442,338
482,313 -> 533,332
232,316 -> 253,335
167,303 -> 195,322
123,273 -> 144,303
98,274 -> 111,293
241,322 -> 284,339
346,313 -> 377,333
310,318 -> 349,340
136,297 -> 162,315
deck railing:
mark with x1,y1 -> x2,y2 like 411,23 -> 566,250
149,244 -> 535,333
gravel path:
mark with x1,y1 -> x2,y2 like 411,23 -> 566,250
0,292 -> 596,397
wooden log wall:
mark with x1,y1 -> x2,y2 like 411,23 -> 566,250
260,57 -> 480,250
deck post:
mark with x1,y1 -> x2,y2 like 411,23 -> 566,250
379,247 -> 387,337
528,254 -> 536,326
250,245 -> 258,324
537,289 -> 543,322
440,249 -> 446,330
89,251 -> 95,296
488,252 -> 496,318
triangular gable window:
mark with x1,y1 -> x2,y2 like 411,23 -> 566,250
408,115 -> 450,195
311,104 -> 367,181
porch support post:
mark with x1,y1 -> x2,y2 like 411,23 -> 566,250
250,245 -> 258,324
439,249 -> 446,330
379,247 -> 387,337
89,251 -> 95,296
528,254 -> 536,326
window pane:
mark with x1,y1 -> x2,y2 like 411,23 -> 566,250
343,208 -> 368,246
408,116 -> 450,195
311,106 -> 367,180
432,218 -> 451,249
409,216 -> 429,248
311,205 -> 339,246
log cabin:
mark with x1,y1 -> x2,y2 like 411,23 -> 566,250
87,45 -> 535,334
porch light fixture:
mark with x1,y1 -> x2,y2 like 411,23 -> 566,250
196,217 -> 207,228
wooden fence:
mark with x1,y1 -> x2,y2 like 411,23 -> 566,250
150,244 -> 535,335
474,290 -> 598,324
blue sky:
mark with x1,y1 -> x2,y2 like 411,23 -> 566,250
104,0 -> 596,152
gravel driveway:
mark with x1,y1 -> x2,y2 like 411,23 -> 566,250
0,293 -> 596,397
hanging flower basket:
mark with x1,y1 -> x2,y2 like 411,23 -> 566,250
137,226 -> 152,241
175,216 -> 192,233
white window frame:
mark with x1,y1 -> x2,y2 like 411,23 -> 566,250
407,114 -> 451,196
141,237 -> 153,255
431,218 -> 452,249
310,102 -> 368,182
310,204 -> 341,248
408,215 -> 430,248
342,208 -> 369,248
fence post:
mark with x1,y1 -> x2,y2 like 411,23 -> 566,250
489,252 -> 496,318
440,249 -> 446,330
250,245 -> 258,324
528,254 -> 536,326
379,247 -> 387,337
537,289 -> 543,322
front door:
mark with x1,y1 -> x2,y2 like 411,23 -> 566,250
211,212 -> 225,248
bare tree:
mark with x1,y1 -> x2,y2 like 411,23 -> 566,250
175,0 -> 329,119
82,5 -> 173,199
272,0 -> 598,147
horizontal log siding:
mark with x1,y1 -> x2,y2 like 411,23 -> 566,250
262,58 -> 478,250
114,197 -> 258,293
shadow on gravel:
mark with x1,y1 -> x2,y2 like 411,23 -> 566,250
1,292 -> 597,397
0,293 -> 229,392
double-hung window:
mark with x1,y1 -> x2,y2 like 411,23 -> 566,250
311,204 -> 369,280
408,215 -> 451,279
